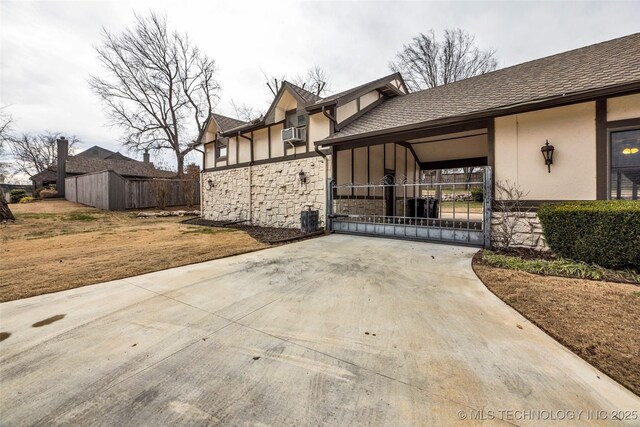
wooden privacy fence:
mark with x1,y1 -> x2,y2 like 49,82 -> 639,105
65,170 -> 199,211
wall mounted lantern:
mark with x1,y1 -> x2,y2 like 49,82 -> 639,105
207,178 -> 214,189
298,170 -> 307,184
541,140 -> 555,173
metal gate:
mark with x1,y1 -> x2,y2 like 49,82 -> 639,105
328,167 -> 492,247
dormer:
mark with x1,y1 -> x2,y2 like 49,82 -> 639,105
264,81 -> 319,126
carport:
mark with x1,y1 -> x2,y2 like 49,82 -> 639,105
323,120 -> 493,247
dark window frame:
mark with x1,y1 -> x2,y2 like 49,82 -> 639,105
608,126 -> 640,200
216,137 -> 228,160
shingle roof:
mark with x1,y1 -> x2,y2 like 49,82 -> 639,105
324,33 -> 640,143
30,156 -> 175,181
211,113 -> 248,133
75,145 -> 137,161
286,82 -> 323,104
65,157 -> 175,178
29,169 -> 58,183
75,145 -> 117,159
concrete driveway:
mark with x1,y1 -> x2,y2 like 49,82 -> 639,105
1,235 -> 638,426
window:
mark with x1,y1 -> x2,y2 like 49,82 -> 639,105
285,109 -> 307,128
216,137 -> 228,159
610,129 -> 640,200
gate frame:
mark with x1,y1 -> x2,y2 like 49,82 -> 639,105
327,167 -> 493,248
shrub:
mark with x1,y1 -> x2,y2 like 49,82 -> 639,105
152,179 -> 171,210
19,196 -> 34,204
10,189 -> 27,203
492,180 -> 534,249
538,201 -> 640,269
39,188 -> 58,198
470,187 -> 483,202
34,187 -> 45,198
481,250 -> 639,283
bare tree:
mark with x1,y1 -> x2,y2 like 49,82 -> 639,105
7,132 -> 79,176
89,12 -> 220,177
0,107 -> 13,174
230,99 -> 262,122
291,66 -> 330,96
263,65 -> 331,97
492,180 -> 534,249
390,29 -> 498,91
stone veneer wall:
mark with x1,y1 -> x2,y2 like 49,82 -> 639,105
202,155 -> 329,229
332,198 -> 384,217
491,211 -> 548,250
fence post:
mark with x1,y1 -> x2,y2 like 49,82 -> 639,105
483,166 -> 493,249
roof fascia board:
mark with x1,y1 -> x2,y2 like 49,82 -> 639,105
221,119 -> 285,138
307,72 -> 405,111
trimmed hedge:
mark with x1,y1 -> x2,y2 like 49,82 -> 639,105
538,201 -> 640,269
10,189 -> 27,203
470,187 -> 484,202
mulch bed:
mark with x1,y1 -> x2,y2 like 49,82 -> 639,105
182,218 -> 325,244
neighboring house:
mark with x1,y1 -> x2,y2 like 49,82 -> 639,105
28,140 -> 183,211
199,33 -> 640,248
30,145 -> 172,189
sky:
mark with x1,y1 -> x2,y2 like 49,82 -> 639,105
1,0 -> 639,178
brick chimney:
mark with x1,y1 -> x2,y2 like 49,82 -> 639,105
56,137 -> 68,197
143,149 -> 150,163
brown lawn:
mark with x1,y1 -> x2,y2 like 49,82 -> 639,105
0,200 -> 267,302
473,260 -> 640,396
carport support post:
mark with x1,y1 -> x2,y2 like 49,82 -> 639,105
483,167 -> 493,249
326,178 -> 334,232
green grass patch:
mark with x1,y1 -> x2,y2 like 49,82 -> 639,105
481,250 -> 640,284
14,213 -> 60,220
63,213 -> 98,222
25,230 -> 56,240
439,201 -> 483,210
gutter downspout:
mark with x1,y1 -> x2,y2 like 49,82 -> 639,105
314,143 -> 330,230
188,141 -> 206,220
322,106 -> 337,132
238,132 -> 254,224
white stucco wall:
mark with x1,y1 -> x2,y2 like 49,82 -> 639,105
336,99 -> 358,123
253,128 -> 269,161
412,134 -> 487,162
494,102 -> 596,200
359,90 -> 379,109
607,93 -> 640,122
273,90 -> 298,123
204,143 -> 215,169
308,112 -> 330,149
270,124 -> 284,158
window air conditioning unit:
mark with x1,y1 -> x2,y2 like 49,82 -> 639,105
282,127 -> 304,144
